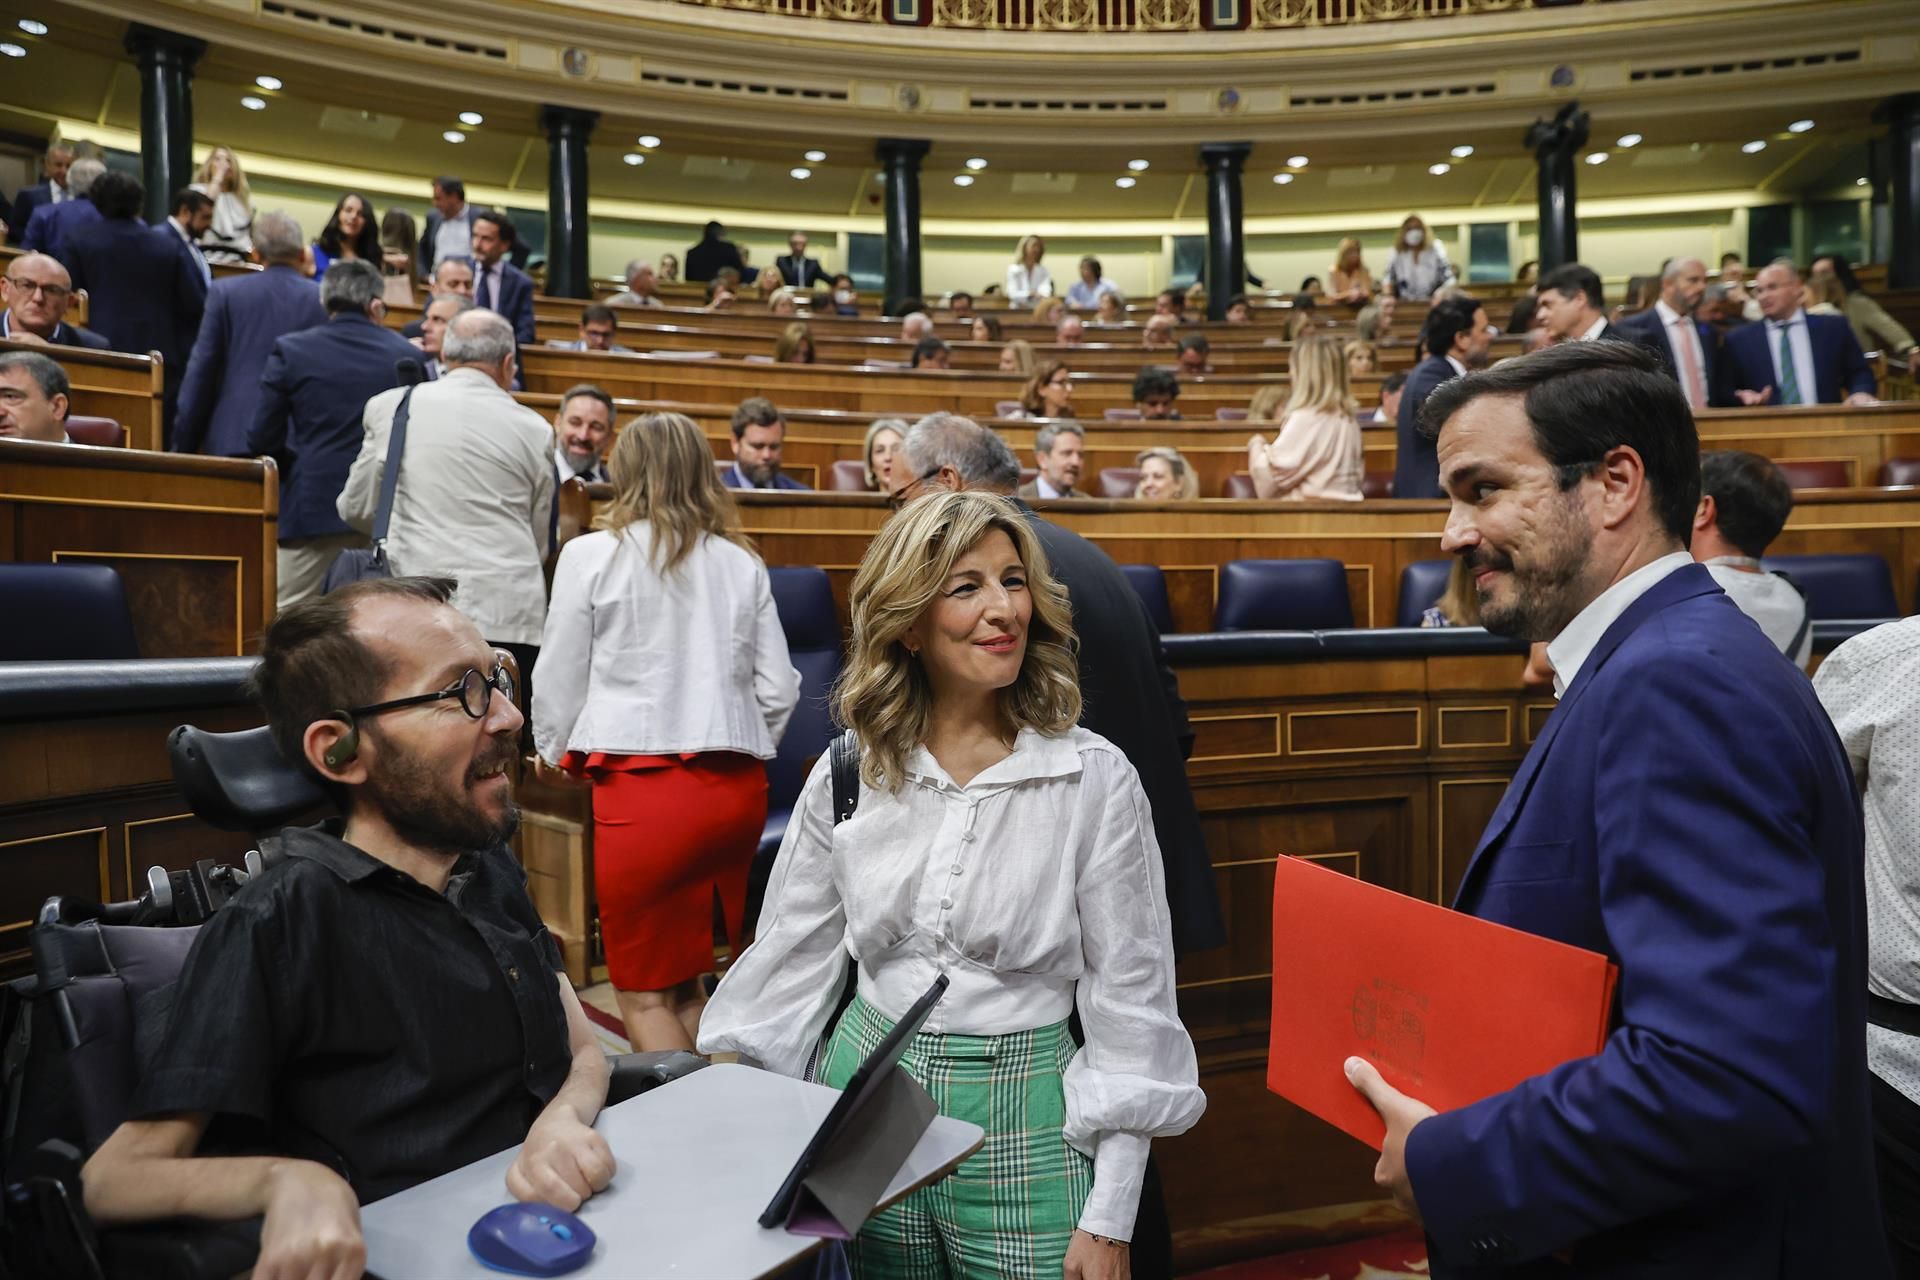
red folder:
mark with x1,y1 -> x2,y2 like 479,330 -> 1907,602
1267,855 -> 1618,1150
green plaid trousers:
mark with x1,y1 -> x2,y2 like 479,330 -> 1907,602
818,994 -> 1093,1279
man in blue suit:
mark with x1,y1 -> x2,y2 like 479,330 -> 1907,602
1617,256 -> 1724,409
721,398 -> 811,490
21,157 -> 104,266
1348,341 -> 1887,1278
174,211 -> 326,456
1725,258 -> 1876,406
8,142 -> 74,245
468,209 -> 535,346
1,253 -> 109,350
1394,294 -> 1491,499
248,260 -> 423,611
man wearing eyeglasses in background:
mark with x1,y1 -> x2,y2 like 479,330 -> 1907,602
0,252 -> 109,350
82,576 -> 615,1280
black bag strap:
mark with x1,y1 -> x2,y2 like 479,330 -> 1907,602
372,386 -> 416,545
1771,570 -> 1814,662
829,730 -> 860,826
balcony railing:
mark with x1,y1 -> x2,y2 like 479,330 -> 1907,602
675,0 -> 1580,33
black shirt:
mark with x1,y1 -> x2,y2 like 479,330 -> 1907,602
132,823 -> 571,1203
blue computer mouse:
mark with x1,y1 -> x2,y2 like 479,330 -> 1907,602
467,1202 -> 598,1276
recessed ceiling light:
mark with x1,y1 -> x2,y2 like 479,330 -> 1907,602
1857,177 -> 1869,186
17,19 -> 48,35
254,75 -> 282,91
1115,176 -> 1137,188
1450,145 -> 1475,159
442,130 -> 466,144
789,166 -> 811,180
637,135 -> 661,149
239,95 -> 266,110
1788,119 -> 1814,133
0,42 -> 27,58
1585,151 -> 1609,165
1127,158 -> 1150,171
622,152 -> 645,166
1428,162 -> 1451,176
1742,139 -> 1768,154
953,174 -> 975,187
1616,133 -> 1643,148
459,111 -> 484,127
965,157 -> 988,170
804,150 -> 827,163
1286,155 -> 1309,168
1272,172 -> 1294,184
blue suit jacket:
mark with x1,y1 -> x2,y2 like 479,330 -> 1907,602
63,219 -> 207,370
9,182 -> 58,246
470,257 -> 536,345
23,199 -> 102,266
175,265 -> 327,456
1404,565 -> 1885,1278
0,311 -> 109,351
247,313 -> 423,541
720,463 -> 810,491
1394,355 -> 1457,500
1616,308 -> 1725,407
1724,313 -> 1876,404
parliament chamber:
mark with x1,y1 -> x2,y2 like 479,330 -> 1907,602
4,0 -> 1920,1275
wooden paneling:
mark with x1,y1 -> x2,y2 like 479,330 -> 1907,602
0,337 -> 163,451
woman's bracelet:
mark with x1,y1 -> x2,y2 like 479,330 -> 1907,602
1083,1232 -> 1129,1249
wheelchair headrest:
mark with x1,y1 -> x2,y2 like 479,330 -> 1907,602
167,724 -> 330,833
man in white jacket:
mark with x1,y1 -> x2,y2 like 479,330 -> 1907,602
339,308 -> 555,709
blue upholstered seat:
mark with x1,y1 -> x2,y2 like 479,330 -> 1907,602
1760,553 -> 1899,620
1214,558 -> 1353,631
1118,564 -> 1174,634
0,563 -> 139,661
1396,559 -> 1454,627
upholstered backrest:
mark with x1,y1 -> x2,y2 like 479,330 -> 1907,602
1774,459 -> 1851,490
764,567 -> 845,815
1118,564 -> 1175,634
1098,467 -> 1142,498
1214,407 -> 1249,421
1214,558 -> 1354,631
1878,458 -> 1920,487
828,459 -> 872,492
1361,471 -> 1396,499
0,564 -> 139,661
63,416 -> 125,447
1222,473 -> 1256,499
1396,559 -> 1454,627
1760,553 -> 1900,619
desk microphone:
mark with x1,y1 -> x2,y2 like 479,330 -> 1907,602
395,357 -> 425,387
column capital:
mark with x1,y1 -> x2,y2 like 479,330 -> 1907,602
540,105 -> 600,136
876,138 -> 932,167
1199,142 -> 1253,171
123,23 -> 206,69
1525,101 -> 1590,157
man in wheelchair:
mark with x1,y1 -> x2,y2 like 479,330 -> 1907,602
80,576 -> 615,1280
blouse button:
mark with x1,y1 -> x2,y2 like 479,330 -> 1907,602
951,864 -> 963,875
961,831 -> 976,842
940,896 -> 953,909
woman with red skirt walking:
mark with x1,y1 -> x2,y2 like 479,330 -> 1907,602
534,411 -> 800,1051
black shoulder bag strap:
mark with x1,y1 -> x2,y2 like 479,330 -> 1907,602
1771,570 -> 1814,664
804,731 -> 862,1082
372,386 -> 417,551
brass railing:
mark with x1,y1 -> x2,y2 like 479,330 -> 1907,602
674,0 -> 1564,31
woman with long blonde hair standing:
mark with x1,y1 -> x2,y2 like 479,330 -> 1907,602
702,490 -> 1202,1279
189,145 -> 254,261
1328,237 -> 1374,305
1245,334 -> 1365,501
1007,233 -> 1053,306
535,412 -> 800,1051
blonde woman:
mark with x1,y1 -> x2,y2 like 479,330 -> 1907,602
999,338 -> 1036,375
767,286 -> 798,317
534,412 -> 800,1052
1344,339 -> 1378,378
1007,234 -> 1052,306
863,417 -> 907,492
1247,383 -> 1287,424
774,321 -> 815,364
1135,446 -> 1198,501
1245,334 -> 1364,501
1383,214 -> 1454,301
700,489 -> 1203,1280
1095,291 -> 1126,324
1328,238 -> 1374,305
189,145 -> 253,261
1031,296 -> 1066,326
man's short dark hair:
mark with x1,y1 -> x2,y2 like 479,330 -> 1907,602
0,350 -> 71,417
1081,256 -> 1103,280
1418,341 -> 1701,544
249,576 -> 459,798
950,291 -> 973,307
1179,334 -> 1211,356
172,187 -> 213,218
1381,370 -> 1408,394
1720,251 -> 1742,267
560,383 -> 615,422
912,336 -> 950,367
1423,295 -> 1483,359
473,208 -> 515,244
704,220 -> 725,239
731,396 -> 782,438
1700,450 -> 1793,558
1158,288 -> 1181,306
1227,293 -> 1250,311
1539,263 -> 1604,312
1133,366 -> 1180,402
580,303 -> 617,328
433,175 -> 466,200
87,169 -> 143,220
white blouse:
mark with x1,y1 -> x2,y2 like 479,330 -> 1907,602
1384,242 -> 1454,301
698,726 -> 1205,1241
1006,263 -> 1054,306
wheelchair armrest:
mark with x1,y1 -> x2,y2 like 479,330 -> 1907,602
605,1050 -> 708,1106
99,1217 -> 262,1280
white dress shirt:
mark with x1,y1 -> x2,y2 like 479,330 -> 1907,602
533,526 -> 799,765
1654,299 -> 1709,408
48,181 -> 66,205
552,446 -> 608,487
1033,474 -> 1070,500
338,368 -> 555,644
699,726 -> 1206,1240
1578,315 -> 1609,343
1006,263 -> 1054,306
1814,618 -> 1920,1105
433,206 -> 474,266
1767,309 -> 1818,404
168,216 -> 213,289
1545,551 -> 1693,697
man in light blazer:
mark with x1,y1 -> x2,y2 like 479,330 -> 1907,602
1351,342 -> 1887,1279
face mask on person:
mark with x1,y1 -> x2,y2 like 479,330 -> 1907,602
834,289 -> 854,304
1404,229 -> 1425,247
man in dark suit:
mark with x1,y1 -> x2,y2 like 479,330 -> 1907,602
1351,342 -> 1887,1279
1394,295 -> 1491,499
1725,258 -> 1877,406
248,260 -> 423,611
63,169 -> 206,444
22,156 -> 104,265
468,209 -> 536,346
175,211 -> 326,457
775,231 -> 827,289
1617,256 -> 1722,409
686,221 -> 747,285
7,142 -> 73,246
0,252 -> 109,349
721,398 -> 811,490
399,259 -> 474,343
1535,263 -> 1628,346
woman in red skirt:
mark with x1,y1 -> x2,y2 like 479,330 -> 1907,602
534,411 -> 800,1051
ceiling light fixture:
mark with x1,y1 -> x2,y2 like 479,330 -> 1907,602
1742,139 -> 1768,154
637,135 -> 661,148
239,94 -> 266,109
789,167 -> 812,180
622,152 -> 645,166
1127,158 -> 1150,171
459,111 -> 484,126
953,174 -> 975,186
0,42 -> 27,57
17,19 -> 48,35
1428,162 -> 1451,176
1616,133 -> 1643,148
804,150 -> 827,163
1857,177 -> 1870,186
1585,151 -> 1609,165
442,130 -> 466,143
254,75 -> 282,91
1788,119 -> 1814,133
1450,145 -> 1475,159
965,157 -> 988,170
1286,154 -> 1309,168
1272,172 -> 1294,184
1115,176 -> 1137,188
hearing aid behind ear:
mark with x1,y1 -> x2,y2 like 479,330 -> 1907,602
323,711 -> 359,770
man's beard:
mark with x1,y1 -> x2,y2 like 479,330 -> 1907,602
743,460 -> 778,486
564,448 -> 600,476
361,728 -> 521,855
1468,492 -> 1592,641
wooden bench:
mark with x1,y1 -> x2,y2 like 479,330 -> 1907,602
0,338 -> 164,451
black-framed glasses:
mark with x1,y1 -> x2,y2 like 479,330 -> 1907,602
345,660 -> 517,723
887,467 -> 944,512
3,277 -> 70,302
